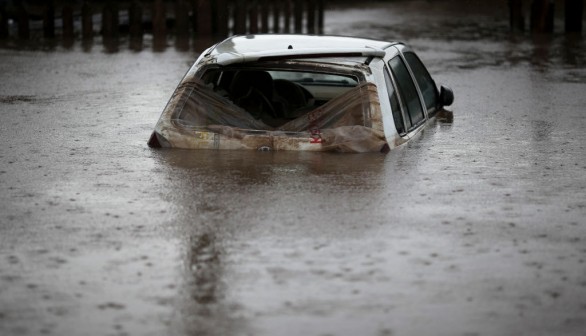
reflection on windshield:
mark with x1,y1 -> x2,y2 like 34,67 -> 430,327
267,71 -> 358,87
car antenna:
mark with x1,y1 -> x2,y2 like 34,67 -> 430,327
288,45 -> 293,49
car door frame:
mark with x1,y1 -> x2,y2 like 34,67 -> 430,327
382,44 -> 434,139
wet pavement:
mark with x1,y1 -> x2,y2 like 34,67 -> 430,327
1,1 -> 586,335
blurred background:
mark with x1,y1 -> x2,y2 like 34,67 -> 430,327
0,0 -> 583,51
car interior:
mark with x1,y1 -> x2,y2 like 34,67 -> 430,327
202,68 -> 358,127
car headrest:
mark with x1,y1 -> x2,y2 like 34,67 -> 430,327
230,70 -> 274,99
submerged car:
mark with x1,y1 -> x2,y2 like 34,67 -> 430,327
148,34 -> 453,153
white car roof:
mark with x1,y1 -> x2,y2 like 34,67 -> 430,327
203,34 -> 399,66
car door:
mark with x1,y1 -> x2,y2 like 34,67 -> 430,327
384,45 -> 441,135
402,51 -> 439,116
383,51 -> 425,136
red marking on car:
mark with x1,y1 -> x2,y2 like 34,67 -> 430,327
310,129 -> 323,144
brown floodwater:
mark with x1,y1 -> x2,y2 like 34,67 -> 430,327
1,1 -> 586,335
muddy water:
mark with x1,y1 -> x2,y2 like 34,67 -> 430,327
1,1 -> 586,335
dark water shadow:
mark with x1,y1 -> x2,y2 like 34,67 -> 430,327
174,36 -> 190,52
560,34 -> 584,66
194,36 -> 216,54
62,37 -> 74,50
0,37 -> 58,51
129,36 -> 143,52
0,34 -> 231,55
152,34 -> 168,52
102,36 -> 119,54
81,38 -> 93,52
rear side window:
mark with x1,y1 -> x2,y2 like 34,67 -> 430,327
404,52 -> 437,112
383,67 -> 406,134
388,56 -> 425,128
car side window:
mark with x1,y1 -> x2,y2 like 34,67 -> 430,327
383,67 -> 407,135
404,52 -> 438,112
388,56 -> 425,128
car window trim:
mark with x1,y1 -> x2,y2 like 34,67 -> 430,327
391,47 -> 429,122
403,51 -> 438,116
387,55 -> 426,132
383,65 -> 409,137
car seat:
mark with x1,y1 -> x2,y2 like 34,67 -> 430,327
229,70 -> 277,120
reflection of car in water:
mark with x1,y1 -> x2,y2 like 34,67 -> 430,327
148,34 -> 454,153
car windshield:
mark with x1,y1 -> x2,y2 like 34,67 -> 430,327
196,68 -> 362,128
154,66 -> 388,151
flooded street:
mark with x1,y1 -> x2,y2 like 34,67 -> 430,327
1,1 -> 586,335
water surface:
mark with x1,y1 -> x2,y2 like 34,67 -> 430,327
1,1 -> 585,335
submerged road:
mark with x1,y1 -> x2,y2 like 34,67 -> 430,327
1,1 -> 586,335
